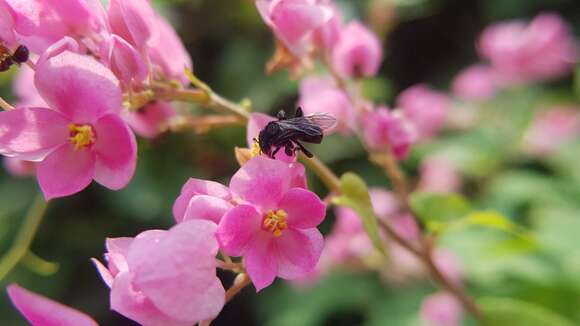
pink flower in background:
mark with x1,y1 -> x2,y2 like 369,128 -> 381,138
0,51 -> 136,199
397,84 -> 450,140
421,292 -> 464,326
107,0 -> 159,51
216,156 -> 326,290
418,155 -> 462,193
100,34 -> 148,88
332,21 -> 383,78
452,64 -> 499,101
298,76 -> 355,134
362,107 -> 418,160
3,157 -> 35,177
13,65 -> 47,108
7,284 -> 98,326
256,0 -> 333,56
478,12 -> 577,84
433,249 -> 463,285
92,220 -> 225,326
122,102 -> 176,139
149,15 -> 193,84
523,107 -> 580,156
172,177 -> 234,224
312,1 -> 342,51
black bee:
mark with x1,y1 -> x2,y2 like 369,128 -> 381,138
0,45 -> 29,72
257,107 -> 336,158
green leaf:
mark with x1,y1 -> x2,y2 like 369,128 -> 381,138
480,297 -> 576,326
409,192 -> 471,230
332,173 -> 385,253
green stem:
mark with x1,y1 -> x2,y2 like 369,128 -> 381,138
0,194 -> 49,282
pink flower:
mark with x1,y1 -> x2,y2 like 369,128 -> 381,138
149,14 -> 193,84
298,76 -> 355,134
4,157 -> 35,177
256,0 -> 333,56
92,220 -> 225,326
107,0 -> 159,51
172,177 -> 234,224
418,155 -> 462,193
361,107 -> 418,160
433,249 -> 463,285
216,156 -> 326,290
331,21 -> 383,78
246,112 -> 296,162
7,283 -> 98,326
421,292 -> 464,326
452,64 -> 498,101
13,64 -> 47,108
478,12 -> 577,83
100,34 -> 148,88
123,101 -> 176,139
523,107 -> 580,156
0,51 -> 136,199
0,0 -> 17,46
397,84 -> 450,140
312,1 -> 342,52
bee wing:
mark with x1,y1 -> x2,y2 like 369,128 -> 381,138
305,113 -> 337,131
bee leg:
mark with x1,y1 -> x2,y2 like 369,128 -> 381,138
295,141 -> 313,158
271,145 -> 283,158
284,142 -> 294,156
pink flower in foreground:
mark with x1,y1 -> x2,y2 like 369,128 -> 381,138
173,177 -> 234,224
312,1 -> 342,52
298,76 -> 355,134
123,101 -> 176,139
418,155 -> 462,193
107,0 -> 159,51
256,0 -> 333,56
421,292 -> 464,326
478,12 -> 577,83
216,156 -> 326,290
332,21 -> 383,78
4,157 -> 35,177
397,84 -> 450,140
523,107 -> 580,156
100,34 -> 148,88
452,64 -> 499,101
0,0 -> 17,46
361,107 -> 418,160
13,65 -> 47,108
149,14 -> 193,84
7,284 -> 98,326
93,220 -> 225,326
0,51 -> 136,199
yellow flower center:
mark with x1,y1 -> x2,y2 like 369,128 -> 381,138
262,209 -> 288,237
68,124 -> 96,150
250,140 -> 262,158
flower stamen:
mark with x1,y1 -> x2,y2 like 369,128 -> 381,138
68,124 -> 96,150
262,209 -> 288,237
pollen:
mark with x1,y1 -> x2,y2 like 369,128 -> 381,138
250,141 -> 262,157
262,209 -> 288,237
68,124 -> 96,150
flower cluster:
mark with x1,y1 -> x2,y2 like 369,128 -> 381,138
0,0 -> 191,199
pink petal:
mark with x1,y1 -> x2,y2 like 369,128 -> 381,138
0,107 -> 68,160
100,34 -> 148,86
270,1 -> 332,44
173,178 -> 232,221
421,292 -> 463,326
34,51 -> 122,123
229,156 -> 293,210
92,114 -> 137,190
3,157 -> 36,177
131,220 -> 225,323
43,0 -> 99,34
246,112 -> 274,147
122,101 -> 176,139
216,204 -> 262,256
278,188 -> 326,229
288,162 -> 308,188
110,272 -> 189,326
245,234 -> 278,291
107,0 -> 159,50
276,228 -> 323,280
181,195 -> 233,224
149,15 -> 193,84
91,258 -> 113,288
7,284 -> 98,326
0,0 -> 16,46
36,36 -> 81,68
37,144 -> 96,199
332,21 -> 383,77
105,237 -> 134,276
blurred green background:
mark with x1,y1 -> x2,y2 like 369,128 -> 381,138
1,0 -> 580,325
